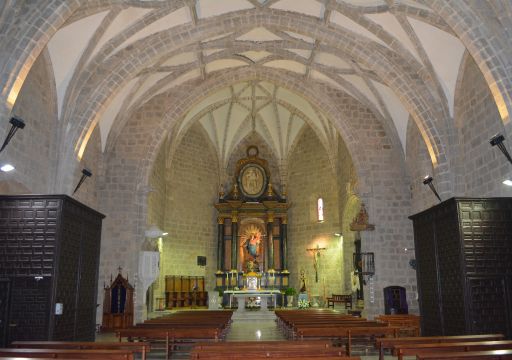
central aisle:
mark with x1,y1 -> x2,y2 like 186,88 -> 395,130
225,319 -> 286,341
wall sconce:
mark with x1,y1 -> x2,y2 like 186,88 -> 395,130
490,133 -> 512,165
145,224 -> 166,238
422,175 -> 441,202
72,168 -> 92,194
0,116 -> 25,153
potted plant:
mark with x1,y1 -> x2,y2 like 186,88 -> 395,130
284,287 -> 296,307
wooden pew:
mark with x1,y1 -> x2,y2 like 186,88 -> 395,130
10,341 -> 150,360
191,349 -> 348,359
193,356 -> 358,360
297,326 -> 398,355
375,314 -> 421,336
118,327 -> 219,359
274,310 -> 371,338
375,334 -> 506,360
192,340 -> 334,350
395,340 -> 512,360
0,348 -> 134,359
416,349 -> 512,359
190,340 -> 357,359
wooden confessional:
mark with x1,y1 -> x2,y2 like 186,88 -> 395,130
101,273 -> 134,331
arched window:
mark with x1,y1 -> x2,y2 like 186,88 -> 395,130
317,197 -> 324,223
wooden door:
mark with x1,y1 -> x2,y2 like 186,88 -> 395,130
8,277 -> 52,343
467,276 -> 511,338
0,279 -> 9,347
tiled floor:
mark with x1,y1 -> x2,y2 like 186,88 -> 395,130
225,319 -> 287,341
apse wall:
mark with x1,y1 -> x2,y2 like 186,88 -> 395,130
287,126 -> 343,302
160,123 -> 219,294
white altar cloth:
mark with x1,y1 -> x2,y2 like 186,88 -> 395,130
224,290 -> 281,320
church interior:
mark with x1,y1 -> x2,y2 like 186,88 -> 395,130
0,0 -> 512,358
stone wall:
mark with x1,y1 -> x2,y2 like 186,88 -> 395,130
146,141 -> 167,306
337,136 -> 360,294
453,55 -> 512,197
159,123 -> 219,296
72,126 -> 101,210
6,51 -> 57,194
287,126 -> 342,303
406,117 -> 437,214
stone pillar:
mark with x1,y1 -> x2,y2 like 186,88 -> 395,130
217,216 -> 224,271
231,211 -> 238,271
267,213 -> 274,270
280,216 -> 288,271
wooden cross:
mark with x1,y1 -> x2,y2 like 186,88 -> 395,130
306,244 -> 327,282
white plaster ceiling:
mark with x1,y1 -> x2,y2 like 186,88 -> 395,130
45,0 -> 468,157
177,80 -> 335,167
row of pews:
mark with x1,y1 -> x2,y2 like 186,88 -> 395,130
0,310 -> 232,360
117,310 -> 233,358
2,341 -> 150,359
276,309 -> 400,355
377,334 -> 512,359
190,340 -> 358,359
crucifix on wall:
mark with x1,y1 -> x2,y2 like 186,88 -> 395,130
306,244 -> 326,282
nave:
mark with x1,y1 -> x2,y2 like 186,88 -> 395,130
6,309 -> 511,360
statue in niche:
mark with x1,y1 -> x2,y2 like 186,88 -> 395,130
240,225 -> 263,272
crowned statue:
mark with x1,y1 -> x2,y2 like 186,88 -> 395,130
240,225 -> 263,273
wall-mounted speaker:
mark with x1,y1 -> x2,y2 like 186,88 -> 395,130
197,256 -> 206,266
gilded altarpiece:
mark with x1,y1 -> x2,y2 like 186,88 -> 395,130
215,146 -> 289,303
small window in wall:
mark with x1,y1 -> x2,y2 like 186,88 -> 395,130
317,197 -> 324,223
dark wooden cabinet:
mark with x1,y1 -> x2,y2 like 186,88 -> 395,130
0,195 -> 104,344
410,198 -> 512,337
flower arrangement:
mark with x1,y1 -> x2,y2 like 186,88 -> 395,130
298,298 -> 311,309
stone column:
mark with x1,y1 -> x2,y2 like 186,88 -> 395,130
217,216 -> 224,271
267,213 -> 274,270
280,216 -> 288,271
231,211 -> 238,271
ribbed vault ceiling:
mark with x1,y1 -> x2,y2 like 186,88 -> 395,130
45,0 -> 466,162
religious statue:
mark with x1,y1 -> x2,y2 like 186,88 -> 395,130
350,203 -> 375,231
299,269 -> 307,293
240,225 -> 263,272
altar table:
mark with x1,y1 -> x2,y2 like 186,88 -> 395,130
224,290 -> 281,320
